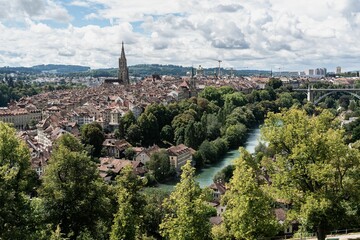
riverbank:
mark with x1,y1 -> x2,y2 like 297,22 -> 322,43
195,127 -> 261,188
157,127 -> 262,191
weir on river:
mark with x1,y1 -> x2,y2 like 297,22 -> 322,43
158,127 -> 262,190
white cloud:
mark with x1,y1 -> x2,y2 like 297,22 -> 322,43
70,1 -> 91,7
0,0 -> 71,23
1,0 -> 360,71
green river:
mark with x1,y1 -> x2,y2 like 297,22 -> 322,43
158,127 -> 261,190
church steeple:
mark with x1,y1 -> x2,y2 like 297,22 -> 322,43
121,41 -> 126,59
118,41 -> 129,84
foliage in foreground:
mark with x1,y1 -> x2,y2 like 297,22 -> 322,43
213,148 -> 279,240
261,108 -> 360,240
160,161 -> 216,240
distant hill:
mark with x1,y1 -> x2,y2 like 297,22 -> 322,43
32,64 -> 90,73
0,64 -> 271,77
0,64 -> 90,74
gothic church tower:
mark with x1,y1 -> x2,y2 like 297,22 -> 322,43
118,42 -> 129,84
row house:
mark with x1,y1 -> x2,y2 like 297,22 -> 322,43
109,108 -> 125,126
128,102 -> 143,119
102,139 -> 132,158
36,114 -> 69,148
209,181 -> 227,218
70,110 -> 96,126
134,145 -> 161,164
19,132 -> 51,177
98,157 -> 146,182
0,107 -> 42,130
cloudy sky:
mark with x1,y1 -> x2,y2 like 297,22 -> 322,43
1,0 -> 360,72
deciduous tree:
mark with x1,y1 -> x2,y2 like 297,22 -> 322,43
81,122 -> 105,157
138,112 -> 160,146
147,150 -> 174,182
225,123 -> 247,149
262,109 -> 360,240
160,161 -> 215,240
40,134 -> 112,239
110,166 -> 146,240
216,148 -> 279,240
0,122 -> 37,239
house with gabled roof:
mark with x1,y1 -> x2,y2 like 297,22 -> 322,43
98,157 -> 146,182
134,145 -> 161,164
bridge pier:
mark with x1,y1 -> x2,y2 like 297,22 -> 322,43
307,86 -> 313,102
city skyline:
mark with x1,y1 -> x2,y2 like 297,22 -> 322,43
1,0 -> 360,72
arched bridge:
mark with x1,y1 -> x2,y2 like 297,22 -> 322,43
293,88 -> 360,105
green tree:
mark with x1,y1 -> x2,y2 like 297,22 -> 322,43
339,95 -> 351,109
198,86 -> 222,106
126,123 -> 142,145
110,165 -> 146,240
349,100 -> 356,111
218,86 -> 235,96
266,78 -> 283,89
171,109 -> 197,144
216,148 -> 279,240
276,92 -> 295,109
144,104 -> 172,130
225,123 -> 247,149
213,164 -> 235,183
198,140 -> 217,163
225,107 -> 255,128
147,150 -> 174,182
303,101 -> 316,115
118,111 -> 136,139
138,112 -> 160,146
40,134 -> 112,239
223,92 -> 247,115
205,113 -> 221,140
143,189 -> 170,239
262,109 -> 360,240
124,147 -> 136,159
160,161 -> 215,240
259,90 -> 272,101
184,121 -> 206,149
81,122 -> 105,157
212,137 -> 229,158
160,125 -> 174,144
0,122 -> 37,239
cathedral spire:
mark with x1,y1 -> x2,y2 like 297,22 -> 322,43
121,41 -> 125,59
118,41 -> 129,84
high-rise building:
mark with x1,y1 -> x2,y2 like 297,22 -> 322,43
118,42 -> 129,84
315,68 -> 327,76
308,69 -> 314,75
336,66 -> 341,74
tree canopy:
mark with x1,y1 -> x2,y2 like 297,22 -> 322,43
110,165 -> 146,240
40,134 -> 112,239
0,122 -> 37,239
214,148 -> 279,240
81,122 -> 105,157
160,161 -> 215,240
261,109 -> 360,240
